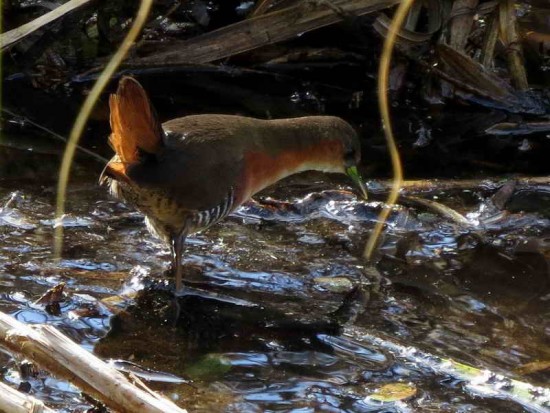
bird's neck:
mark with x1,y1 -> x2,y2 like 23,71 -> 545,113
238,137 -> 344,202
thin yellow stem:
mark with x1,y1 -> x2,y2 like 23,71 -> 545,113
0,0 -> 3,144
364,0 -> 414,260
54,0 -> 153,258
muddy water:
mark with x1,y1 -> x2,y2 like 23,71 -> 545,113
0,144 -> 549,412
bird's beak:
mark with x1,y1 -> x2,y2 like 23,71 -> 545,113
346,166 -> 368,200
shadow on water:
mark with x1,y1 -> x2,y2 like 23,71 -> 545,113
0,143 -> 548,412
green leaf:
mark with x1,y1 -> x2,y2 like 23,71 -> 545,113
184,354 -> 231,381
369,382 -> 417,402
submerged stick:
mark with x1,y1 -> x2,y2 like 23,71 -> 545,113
1,108 -> 108,164
336,327 -> 550,413
0,311 -> 187,413
0,380 -> 56,413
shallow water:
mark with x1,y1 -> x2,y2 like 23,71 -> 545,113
0,145 -> 548,412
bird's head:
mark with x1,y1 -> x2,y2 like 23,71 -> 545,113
324,117 -> 368,200
342,143 -> 368,201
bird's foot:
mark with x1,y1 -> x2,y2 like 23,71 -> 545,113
165,262 -> 207,291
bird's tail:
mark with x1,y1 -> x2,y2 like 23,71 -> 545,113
101,76 -> 163,183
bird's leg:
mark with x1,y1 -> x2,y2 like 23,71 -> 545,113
171,232 -> 187,291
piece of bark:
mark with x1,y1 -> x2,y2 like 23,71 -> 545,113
0,380 -> 56,413
0,311 -> 187,413
34,283 -> 66,306
0,0 -> 96,50
131,0 -> 400,66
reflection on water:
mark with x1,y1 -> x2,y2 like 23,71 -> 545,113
0,150 -> 548,412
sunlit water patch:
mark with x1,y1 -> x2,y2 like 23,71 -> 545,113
0,169 -> 548,411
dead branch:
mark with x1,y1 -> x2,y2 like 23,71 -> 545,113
130,0 -> 400,66
1,0 -> 96,51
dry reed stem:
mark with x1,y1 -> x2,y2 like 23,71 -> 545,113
363,0 -> 413,260
480,12 -> 499,68
53,0 -> 154,258
499,0 -> 529,90
0,380 -> 56,413
449,0 -> 479,51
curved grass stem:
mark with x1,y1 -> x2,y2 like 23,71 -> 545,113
54,0 -> 153,258
364,0 -> 415,260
